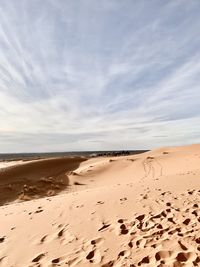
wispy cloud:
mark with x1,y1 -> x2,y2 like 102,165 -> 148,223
0,0 -> 200,152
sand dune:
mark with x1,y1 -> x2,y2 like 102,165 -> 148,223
0,160 -> 26,170
1,144 -> 200,266
0,157 -> 86,205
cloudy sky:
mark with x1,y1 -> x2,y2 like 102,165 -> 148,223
0,0 -> 200,152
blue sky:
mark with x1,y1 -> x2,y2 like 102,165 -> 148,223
0,0 -> 200,152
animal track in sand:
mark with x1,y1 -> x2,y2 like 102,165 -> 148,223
178,240 -> 188,250
86,248 -> 101,264
98,223 -> 110,232
90,237 -> 104,246
117,219 -> 131,235
138,255 -> 150,265
93,190 -> 200,266
97,201 -> 104,205
35,209 -> 43,214
40,235 -> 48,243
0,236 -> 5,243
75,204 -> 84,208
5,189 -> 200,267
32,253 -> 46,262
86,250 -> 95,260
0,256 -> 7,263
118,250 -> 131,259
74,181 -> 85,185
176,252 -> 192,262
155,250 -> 172,261
51,256 -> 66,264
120,197 -> 127,204
58,228 -> 65,237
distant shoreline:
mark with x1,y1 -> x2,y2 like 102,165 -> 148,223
0,150 -> 149,162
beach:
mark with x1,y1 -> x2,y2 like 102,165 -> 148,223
1,144 -> 200,266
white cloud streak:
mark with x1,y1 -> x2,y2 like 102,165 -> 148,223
0,0 -> 200,152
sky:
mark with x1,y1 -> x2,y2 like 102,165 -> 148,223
0,0 -> 200,153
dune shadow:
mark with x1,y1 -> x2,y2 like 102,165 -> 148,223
0,157 -> 87,205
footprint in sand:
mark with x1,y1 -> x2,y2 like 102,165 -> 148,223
97,201 -> 104,205
155,250 -> 172,261
138,255 -> 150,265
86,249 -> 101,264
117,218 -> 131,235
117,250 -> 131,259
0,256 -> 7,264
120,197 -> 127,204
40,235 -> 48,243
98,223 -> 110,232
90,237 -> 104,246
175,251 -> 196,263
119,223 -> 129,235
0,236 -> 5,243
51,256 -> 66,264
57,227 -> 66,237
101,260 -> 115,267
32,253 -> 46,262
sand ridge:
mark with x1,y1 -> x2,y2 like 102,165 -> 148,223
1,144 -> 200,266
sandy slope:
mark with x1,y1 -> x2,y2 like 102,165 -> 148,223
0,160 -> 26,170
0,157 -> 86,205
1,144 -> 200,266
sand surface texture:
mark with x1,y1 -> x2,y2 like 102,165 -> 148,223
1,144 -> 200,267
